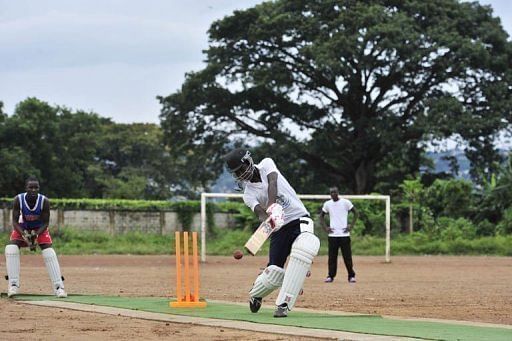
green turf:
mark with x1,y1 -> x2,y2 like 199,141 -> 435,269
8,294 -> 512,341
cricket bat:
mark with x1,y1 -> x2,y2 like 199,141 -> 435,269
244,217 -> 273,256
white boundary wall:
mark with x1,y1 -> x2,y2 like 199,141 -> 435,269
200,193 -> 391,263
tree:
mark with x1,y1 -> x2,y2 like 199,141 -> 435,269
0,98 -> 194,199
159,0 -> 512,193
476,153 -> 512,225
0,98 -> 111,197
94,123 -> 177,199
0,147 -> 40,196
399,178 -> 424,233
424,178 -> 474,218
158,94 -> 230,196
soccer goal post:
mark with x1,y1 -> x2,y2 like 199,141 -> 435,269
200,193 -> 391,263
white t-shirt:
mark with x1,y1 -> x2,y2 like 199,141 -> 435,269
243,158 -> 308,225
322,198 -> 353,237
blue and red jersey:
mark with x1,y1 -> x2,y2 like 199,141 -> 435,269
18,193 -> 46,230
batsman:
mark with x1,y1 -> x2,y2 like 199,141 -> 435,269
223,148 -> 320,318
4,176 -> 67,298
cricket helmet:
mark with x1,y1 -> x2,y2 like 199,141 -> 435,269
223,148 -> 255,182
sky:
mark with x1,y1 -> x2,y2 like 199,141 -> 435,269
0,0 -> 511,125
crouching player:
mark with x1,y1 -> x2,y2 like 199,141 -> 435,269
5,176 -> 67,298
223,148 -> 320,317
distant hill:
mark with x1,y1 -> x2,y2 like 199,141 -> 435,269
425,149 -> 471,179
426,148 -> 509,180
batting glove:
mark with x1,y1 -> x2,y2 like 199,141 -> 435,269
266,203 -> 284,230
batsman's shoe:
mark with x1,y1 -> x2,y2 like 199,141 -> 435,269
348,277 -> 357,283
7,285 -> 18,297
249,297 -> 262,313
55,287 -> 67,298
324,277 -> 334,283
273,303 -> 288,318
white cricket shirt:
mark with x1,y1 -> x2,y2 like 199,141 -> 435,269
243,158 -> 308,225
322,198 -> 353,237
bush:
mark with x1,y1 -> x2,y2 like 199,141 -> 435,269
476,220 -> 496,237
496,207 -> 512,235
390,233 -> 512,255
437,217 -> 477,240
215,201 -> 258,231
351,235 -> 385,255
424,179 -> 474,218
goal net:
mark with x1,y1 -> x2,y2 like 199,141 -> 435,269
200,193 -> 391,263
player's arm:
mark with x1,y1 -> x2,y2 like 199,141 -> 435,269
347,206 -> 359,231
12,196 -> 31,243
319,210 -> 331,233
266,171 -> 278,206
254,204 -> 269,223
244,192 -> 269,224
11,196 -> 24,236
36,197 -> 50,235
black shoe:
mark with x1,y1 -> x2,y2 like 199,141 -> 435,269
249,297 -> 262,313
273,303 -> 288,318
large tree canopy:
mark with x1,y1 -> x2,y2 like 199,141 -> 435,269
159,0 -> 512,193
0,98 -> 180,199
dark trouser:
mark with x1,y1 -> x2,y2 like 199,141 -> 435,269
268,218 -> 302,268
328,236 -> 355,280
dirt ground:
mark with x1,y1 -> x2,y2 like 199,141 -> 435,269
0,254 -> 511,340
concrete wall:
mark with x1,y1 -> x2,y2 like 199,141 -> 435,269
0,209 -> 224,234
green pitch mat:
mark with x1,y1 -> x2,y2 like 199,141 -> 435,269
8,294 -> 512,341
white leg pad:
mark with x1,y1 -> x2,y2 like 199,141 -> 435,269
5,245 -> 20,288
42,248 -> 65,291
249,265 -> 285,298
276,232 -> 320,310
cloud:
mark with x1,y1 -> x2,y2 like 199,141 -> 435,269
0,10 -> 205,71
0,0 -> 262,120
0,0 -> 508,123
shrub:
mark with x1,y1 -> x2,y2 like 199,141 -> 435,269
476,220 -> 496,237
424,179 -> 474,218
438,217 -> 477,240
496,207 -> 512,235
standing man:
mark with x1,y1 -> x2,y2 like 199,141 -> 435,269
5,176 -> 67,298
223,148 -> 320,318
320,187 -> 358,283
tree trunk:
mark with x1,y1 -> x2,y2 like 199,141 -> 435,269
409,204 -> 413,234
354,160 -> 374,194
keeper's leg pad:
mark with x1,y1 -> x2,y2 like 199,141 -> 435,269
42,248 -> 65,291
249,265 -> 285,298
276,232 -> 320,310
5,245 -> 20,287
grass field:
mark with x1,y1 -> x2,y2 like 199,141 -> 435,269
3,228 -> 511,256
